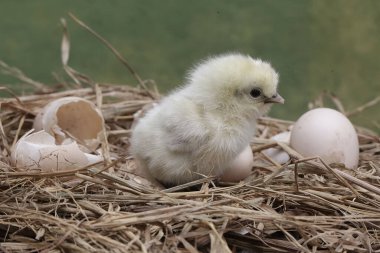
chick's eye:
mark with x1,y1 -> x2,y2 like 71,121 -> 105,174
250,88 -> 262,98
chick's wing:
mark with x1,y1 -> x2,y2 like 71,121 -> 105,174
161,97 -> 209,154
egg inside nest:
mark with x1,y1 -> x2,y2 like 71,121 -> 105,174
290,108 -> 359,169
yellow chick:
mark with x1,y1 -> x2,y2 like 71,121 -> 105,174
130,53 -> 284,185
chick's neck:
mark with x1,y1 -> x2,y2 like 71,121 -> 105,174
182,86 -> 260,134
196,99 -> 258,139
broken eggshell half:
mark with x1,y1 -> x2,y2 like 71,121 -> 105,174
11,130 -> 103,172
33,97 -> 105,150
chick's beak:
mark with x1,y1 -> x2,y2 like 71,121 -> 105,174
264,93 -> 285,104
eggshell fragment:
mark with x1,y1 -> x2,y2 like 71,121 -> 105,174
33,97 -> 105,150
263,131 -> 291,164
220,145 -> 253,182
11,130 -> 103,171
290,108 -> 359,169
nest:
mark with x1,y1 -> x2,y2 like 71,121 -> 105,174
1,15 -> 380,253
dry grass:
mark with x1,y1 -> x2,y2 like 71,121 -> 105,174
0,15 -> 380,253
1,84 -> 379,253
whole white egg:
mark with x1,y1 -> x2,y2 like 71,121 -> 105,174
290,108 -> 359,169
220,145 -> 253,182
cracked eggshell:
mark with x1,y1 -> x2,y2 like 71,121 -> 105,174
290,108 -> 359,169
33,97 -> 105,150
263,131 -> 291,164
220,145 -> 253,182
11,130 -> 103,172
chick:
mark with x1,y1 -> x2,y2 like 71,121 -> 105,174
130,53 -> 284,185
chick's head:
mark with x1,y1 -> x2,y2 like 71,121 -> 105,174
186,53 -> 284,117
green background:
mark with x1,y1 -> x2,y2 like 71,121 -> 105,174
0,0 -> 379,132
